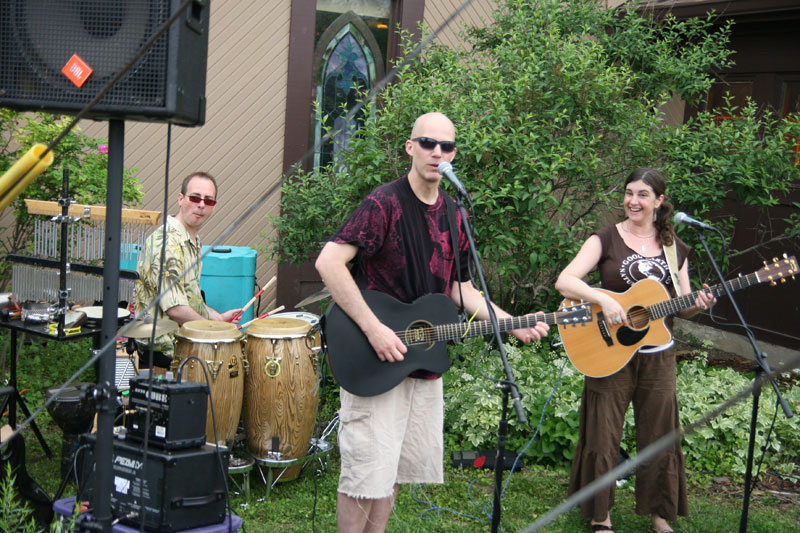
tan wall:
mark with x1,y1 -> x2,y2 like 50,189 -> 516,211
81,1 -> 292,311
424,0 -> 498,48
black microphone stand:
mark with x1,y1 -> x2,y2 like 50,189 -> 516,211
691,228 -> 793,533
449,190 -> 526,533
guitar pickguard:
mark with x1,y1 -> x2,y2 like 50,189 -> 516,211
616,326 -> 649,346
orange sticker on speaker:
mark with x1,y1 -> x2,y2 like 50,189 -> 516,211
62,54 -> 93,88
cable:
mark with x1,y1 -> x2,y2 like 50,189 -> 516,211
177,355 -> 234,533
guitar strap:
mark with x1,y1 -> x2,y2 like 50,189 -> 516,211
664,240 -> 683,296
445,193 -> 465,314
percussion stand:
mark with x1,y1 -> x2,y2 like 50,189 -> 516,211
0,167 -> 81,456
450,188 -> 526,533
692,228 -> 793,533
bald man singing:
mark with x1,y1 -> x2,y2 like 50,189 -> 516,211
316,112 -> 549,532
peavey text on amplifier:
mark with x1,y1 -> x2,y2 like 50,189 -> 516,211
126,377 -> 207,450
79,434 -> 230,532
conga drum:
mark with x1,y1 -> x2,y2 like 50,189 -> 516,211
174,320 -> 245,446
243,316 -> 320,481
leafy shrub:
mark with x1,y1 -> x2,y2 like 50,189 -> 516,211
444,338 -> 800,482
443,337 -> 584,464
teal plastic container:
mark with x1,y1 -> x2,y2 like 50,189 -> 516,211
120,243 -> 140,272
200,246 -> 257,323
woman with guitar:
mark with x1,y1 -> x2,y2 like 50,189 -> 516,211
555,168 -> 716,533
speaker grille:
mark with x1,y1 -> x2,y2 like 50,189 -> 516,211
2,1 -> 167,107
0,0 -> 208,125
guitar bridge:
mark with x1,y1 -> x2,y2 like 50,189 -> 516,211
596,312 -> 614,347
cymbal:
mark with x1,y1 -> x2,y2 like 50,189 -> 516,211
121,316 -> 179,339
295,287 -> 330,308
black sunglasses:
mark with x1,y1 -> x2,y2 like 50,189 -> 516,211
411,137 -> 456,153
187,195 -> 217,206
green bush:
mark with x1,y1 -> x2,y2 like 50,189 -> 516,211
268,0 -> 800,315
444,337 -> 583,464
443,338 -> 800,483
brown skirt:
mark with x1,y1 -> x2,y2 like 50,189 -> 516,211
567,347 -> 688,522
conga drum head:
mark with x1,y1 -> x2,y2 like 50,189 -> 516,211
175,319 -> 243,342
246,317 -> 310,338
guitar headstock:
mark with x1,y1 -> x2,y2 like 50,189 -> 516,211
757,254 -> 798,286
557,301 -> 593,325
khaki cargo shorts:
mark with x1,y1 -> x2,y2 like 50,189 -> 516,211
337,377 -> 444,499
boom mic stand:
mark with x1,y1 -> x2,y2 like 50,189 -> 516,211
448,185 -> 526,533
690,227 -> 793,533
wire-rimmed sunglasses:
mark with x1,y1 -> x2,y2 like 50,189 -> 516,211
187,195 -> 217,206
411,137 -> 456,153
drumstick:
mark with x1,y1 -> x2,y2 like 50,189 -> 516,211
237,305 -> 285,330
232,276 -> 276,321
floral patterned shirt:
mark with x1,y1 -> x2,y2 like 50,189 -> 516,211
134,215 -> 208,355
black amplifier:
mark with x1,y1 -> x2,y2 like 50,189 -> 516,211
79,434 -> 230,532
125,377 -> 208,450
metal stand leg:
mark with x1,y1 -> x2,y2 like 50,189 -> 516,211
8,329 -> 53,457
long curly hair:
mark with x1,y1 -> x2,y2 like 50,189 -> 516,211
623,167 -> 675,246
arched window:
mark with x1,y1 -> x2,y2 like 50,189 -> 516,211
312,4 -> 389,169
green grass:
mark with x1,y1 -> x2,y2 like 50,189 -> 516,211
5,333 -> 800,532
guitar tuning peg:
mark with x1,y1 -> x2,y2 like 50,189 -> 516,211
772,257 -> 778,263
770,280 -> 776,287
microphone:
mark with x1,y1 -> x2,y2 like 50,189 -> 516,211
437,162 -> 468,197
674,211 -> 716,231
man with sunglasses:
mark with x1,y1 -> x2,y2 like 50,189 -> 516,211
134,171 -> 241,370
316,112 -> 549,532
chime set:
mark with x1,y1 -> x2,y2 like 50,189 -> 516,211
9,199 -> 159,306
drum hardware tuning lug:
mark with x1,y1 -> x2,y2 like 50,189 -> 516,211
206,360 -> 223,381
241,354 -> 250,375
228,354 -> 240,378
265,359 -> 282,378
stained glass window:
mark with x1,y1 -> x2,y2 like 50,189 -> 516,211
313,3 -> 390,168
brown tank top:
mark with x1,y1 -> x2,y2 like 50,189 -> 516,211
594,224 -> 689,336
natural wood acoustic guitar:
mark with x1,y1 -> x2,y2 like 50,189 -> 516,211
557,254 -> 797,377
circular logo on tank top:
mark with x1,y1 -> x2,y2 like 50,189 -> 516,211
619,253 -> 671,287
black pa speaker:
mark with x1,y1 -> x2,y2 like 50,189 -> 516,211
0,0 -> 210,126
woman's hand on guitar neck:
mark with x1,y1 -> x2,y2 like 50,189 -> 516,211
685,283 -> 716,318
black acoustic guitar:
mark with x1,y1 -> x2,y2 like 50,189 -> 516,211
557,254 -> 797,377
324,290 -> 592,396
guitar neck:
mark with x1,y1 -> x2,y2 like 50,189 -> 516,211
648,272 -> 760,319
434,311 -> 561,343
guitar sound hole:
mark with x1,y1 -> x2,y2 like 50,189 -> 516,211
627,305 -> 650,330
404,321 -> 434,349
